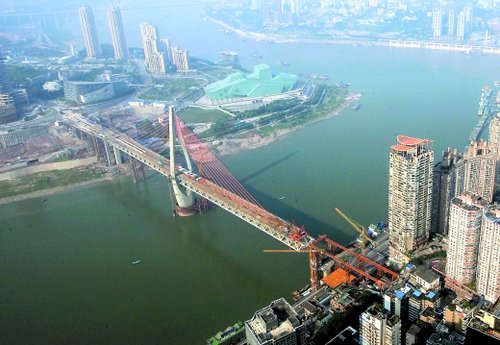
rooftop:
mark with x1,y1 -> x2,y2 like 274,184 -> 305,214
411,266 -> 440,285
204,64 -> 298,101
396,135 -> 431,147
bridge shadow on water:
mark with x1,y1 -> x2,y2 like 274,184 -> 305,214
240,151 -> 299,184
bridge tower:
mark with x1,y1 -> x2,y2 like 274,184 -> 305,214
168,106 -> 196,216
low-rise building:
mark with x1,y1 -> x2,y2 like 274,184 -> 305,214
410,266 -> 441,293
245,298 -> 307,345
63,80 -> 131,104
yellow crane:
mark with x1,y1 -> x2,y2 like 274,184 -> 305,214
334,208 -> 378,254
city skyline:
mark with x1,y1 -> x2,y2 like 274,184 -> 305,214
0,1 -> 500,344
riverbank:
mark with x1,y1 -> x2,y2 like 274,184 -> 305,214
214,95 -> 353,156
0,175 -> 114,205
206,16 -> 500,55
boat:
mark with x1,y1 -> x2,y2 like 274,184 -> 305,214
352,104 -> 360,111
279,196 -> 286,200
132,260 -> 142,265
277,60 -> 289,67
41,198 -> 47,203
494,81 -> 500,86
207,321 -> 245,345
250,51 -> 262,58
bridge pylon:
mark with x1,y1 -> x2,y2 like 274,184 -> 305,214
168,106 -> 196,216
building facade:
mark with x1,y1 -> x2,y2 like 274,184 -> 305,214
431,148 -> 460,235
171,46 -> 190,72
140,23 -> 167,75
108,7 -> 129,60
454,141 -> 496,203
476,206 -> 500,303
488,114 -> 500,193
432,7 -> 442,39
359,304 -> 401,345
79,6 -> 101,59
63,80 -> 131,104
388,135 -> 433,266
448,10 -> 455,36
456,11 -> 467,41
446,193 -> 487,285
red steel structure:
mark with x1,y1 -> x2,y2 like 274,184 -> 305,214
175,115 -> 262,207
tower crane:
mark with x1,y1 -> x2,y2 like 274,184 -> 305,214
334,208 -> 378,255
263,248 -> 325,292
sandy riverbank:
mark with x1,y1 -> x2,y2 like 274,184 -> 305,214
0,175 -> 114,205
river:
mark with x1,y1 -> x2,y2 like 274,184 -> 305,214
1,2 -> 500,344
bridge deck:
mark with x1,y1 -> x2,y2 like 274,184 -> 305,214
65,113 -> 311,251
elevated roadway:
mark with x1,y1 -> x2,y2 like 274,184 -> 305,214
64,112 -> 312,251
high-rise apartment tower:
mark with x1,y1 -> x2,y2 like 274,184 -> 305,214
108,7 -> 129,60
388,135 -> 433,266
140,23 -> 167,75
79,6 -> 101,59
446,193 -> 487,285
476,206 -> 500,303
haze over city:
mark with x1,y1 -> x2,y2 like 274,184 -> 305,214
1,1 -> 500,344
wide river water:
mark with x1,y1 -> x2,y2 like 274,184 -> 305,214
2,2 -> 500,344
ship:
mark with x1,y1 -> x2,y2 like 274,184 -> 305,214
132,260 -> 142,265
298,73 -> 329,80
250,51 -> 262,58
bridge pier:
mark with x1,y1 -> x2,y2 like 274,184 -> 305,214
113,146 -> 122,165
168,106 -> 195,217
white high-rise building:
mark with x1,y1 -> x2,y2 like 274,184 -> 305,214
140,23 -> 167,75
448,10 -> 455,36
359,304 -> 401,345
108,7 -> 129,60
432,7 -> 442,39
388,135 -> 433,266
446,194 -> 488,285
476,206 -> 500,303
456,11 -> 467,41
79,6 -> 101,59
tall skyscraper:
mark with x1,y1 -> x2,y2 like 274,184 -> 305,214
388,135 -> 433,266
140,23 -> 167,75
79,6 -> 101,59
108,7 -> 129,60
431,148 -> 460,235
432,7 -> 442,39
454,141 -> 496,203
488,114 -> 500,192
446,194 -> 487,285
448,10 -> 455,36
476,206 -> 500,303
171,46 -> 190,72
456,11 -> 467,41
359,304 -> 401,345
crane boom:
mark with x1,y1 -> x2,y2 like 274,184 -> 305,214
334,208 -> 378,248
